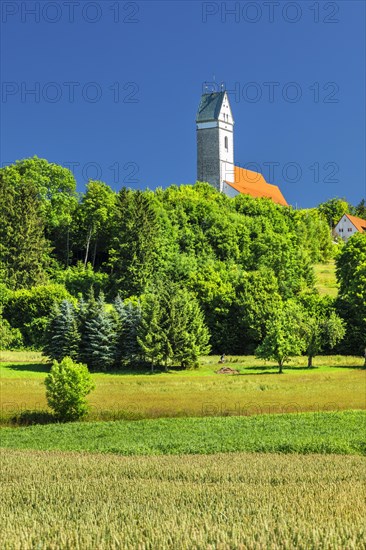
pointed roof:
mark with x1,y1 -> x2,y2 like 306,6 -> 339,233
225,166 -> 288,206
196,92 -> 226,122
343,214 -> 366,232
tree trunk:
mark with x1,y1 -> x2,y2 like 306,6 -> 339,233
151,362 -> 154,374
278,361 -> 283,374
308,355 -> 313,368
84,227 -> 92,267
66,226 -> 70,267
92,238 -> 98,268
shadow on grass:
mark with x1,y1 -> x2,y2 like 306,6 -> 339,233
329,365 -> 366,370
242,366 -> 316,373
101,364 -> 198,376
242,364 -> 365,373
3,363 -> 50,374
101,368 -> 161,376
10,410 -> 55,426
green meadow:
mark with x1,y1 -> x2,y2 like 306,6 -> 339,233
1,411 -> 365,456
313,260 -> 339,297
0,352 -> 364,424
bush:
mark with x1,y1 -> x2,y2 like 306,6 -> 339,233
0,315 -> 23,350
2,284 -> 74,348
54,262 -> 108,298
45,357 -> 95,422
0,283 -> 13,307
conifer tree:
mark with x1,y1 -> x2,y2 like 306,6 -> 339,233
80,293 -> 117,371
44,300 -> 79,361
111,189 -> 161,297
137,293 -> 165,372
77,291 -> 98,365
0,178 -> 50,289
173,289 -> 211,368
138,282 -> 210,371
114,296 -> 142,366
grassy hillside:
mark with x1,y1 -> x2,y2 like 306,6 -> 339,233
0,354 -> 364,424
1,450 -> 365,548
313,260 -> 338,297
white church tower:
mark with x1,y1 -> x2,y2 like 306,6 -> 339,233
196,91 -> 235,193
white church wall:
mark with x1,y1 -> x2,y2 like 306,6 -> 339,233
222,181 -> 239,198
218,95 -> 234,187
196,91 -> 234,193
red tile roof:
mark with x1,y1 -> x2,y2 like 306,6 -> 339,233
345,214 -> 366,233
225,166 -> 288,206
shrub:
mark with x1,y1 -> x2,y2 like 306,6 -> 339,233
45,357 -> 95,422
0,315 -> 23,350
2,284 -> 74,348
54,262 -> 108,298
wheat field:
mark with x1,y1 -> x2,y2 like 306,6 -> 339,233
1,449 -> 365,549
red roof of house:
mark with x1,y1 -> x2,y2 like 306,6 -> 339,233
225,166 -> 288,206
345,214 -> 366,233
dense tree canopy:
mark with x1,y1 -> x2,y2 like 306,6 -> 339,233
336,234 -> 366,355
1,157 -> 362,359
0,157 -> 78,267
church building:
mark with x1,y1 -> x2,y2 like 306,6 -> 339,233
196,91 -> 288,206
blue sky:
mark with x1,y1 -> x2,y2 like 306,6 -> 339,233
1,0 -> 365,207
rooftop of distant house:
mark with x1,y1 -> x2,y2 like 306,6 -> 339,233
336,213 -> 366,232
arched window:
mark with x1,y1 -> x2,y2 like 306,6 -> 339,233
224,136 -> 228,150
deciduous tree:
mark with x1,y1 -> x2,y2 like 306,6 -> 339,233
256,301 -> 306,373
336,233 -> 366,355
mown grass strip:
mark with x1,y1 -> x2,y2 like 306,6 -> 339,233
1,411 -> 365,456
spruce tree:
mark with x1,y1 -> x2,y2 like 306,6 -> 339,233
0,178 -> 50,289
114,296 -> 142,366
138,282 -> 210,371
111,189 -> 161,296
137,293 -> 165,372
173,289 -> 211,368
77,291 -> 97,365
80,293 -> 117,371
44,300 -> 80,361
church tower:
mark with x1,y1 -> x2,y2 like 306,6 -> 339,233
196,91 -> 234,193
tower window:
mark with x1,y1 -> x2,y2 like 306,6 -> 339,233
224,136 -> 228,150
